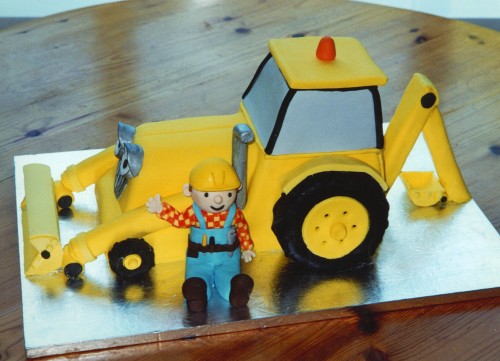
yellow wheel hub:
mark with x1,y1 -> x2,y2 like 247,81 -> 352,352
302,196 -> 369,259
123,254 -> 142,270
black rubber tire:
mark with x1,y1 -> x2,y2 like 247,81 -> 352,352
108,238 -> 155,280
272,171 -> 389,271
57,195 -> 73,209
64,262 -> 83,279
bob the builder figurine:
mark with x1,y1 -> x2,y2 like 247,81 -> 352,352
146,158 -> 256,312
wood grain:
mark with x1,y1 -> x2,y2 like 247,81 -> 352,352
0,0 -> 499,359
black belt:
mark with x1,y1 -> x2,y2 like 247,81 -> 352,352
187,238 -> 239,258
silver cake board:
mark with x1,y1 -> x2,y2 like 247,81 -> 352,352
15,134 -> 500,359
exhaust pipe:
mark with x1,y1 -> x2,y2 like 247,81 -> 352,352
232,124 -> 254,209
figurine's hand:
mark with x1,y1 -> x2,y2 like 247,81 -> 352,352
146,194 -> 163,214
241,249 -> 256,263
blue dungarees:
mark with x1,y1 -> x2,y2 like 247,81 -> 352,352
185,203 -> 241,301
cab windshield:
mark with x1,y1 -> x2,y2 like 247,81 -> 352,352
242,55 -> 383,155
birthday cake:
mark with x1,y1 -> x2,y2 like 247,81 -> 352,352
21,36 -> 471,305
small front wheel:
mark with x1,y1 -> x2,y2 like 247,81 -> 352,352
54,180 -> 74,209
108,238 -> 155,280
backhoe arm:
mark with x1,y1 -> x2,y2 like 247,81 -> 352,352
422,108 -> 471,203
383,73 -> 470,203
384,73 -> 439,188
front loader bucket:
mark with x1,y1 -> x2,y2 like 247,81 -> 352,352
22,164 -> 62,275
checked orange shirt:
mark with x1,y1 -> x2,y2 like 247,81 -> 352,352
158,202 -> 254,251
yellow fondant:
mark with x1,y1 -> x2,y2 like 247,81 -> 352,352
95,168 -> 122,223
21,36 -> 471,276
269,37 -> 388,89
422,109 -> 471,203
123,254 -> 142,270
281,154 -> 388,195
302,196 -> 370,259
62,232 -> 96,266
118,114 -> 243,211
53,180 -> 74,206
400,172 -> 445,207
383,73 -> 439,188
383,73 -> 470,204
61,147 -> 116,193
22,164 -> 62,275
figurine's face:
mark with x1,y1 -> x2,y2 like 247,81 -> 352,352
184,185 -> 237,213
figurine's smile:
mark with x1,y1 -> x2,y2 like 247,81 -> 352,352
210,205 -> 225,212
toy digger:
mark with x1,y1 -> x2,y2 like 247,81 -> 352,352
21,36 -> 470,280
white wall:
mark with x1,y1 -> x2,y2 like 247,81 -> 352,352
353,0 -> 500,19
0,0 -> 126,18
0,0 -> 498,21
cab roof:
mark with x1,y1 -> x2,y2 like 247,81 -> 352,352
268,36 -> 388,89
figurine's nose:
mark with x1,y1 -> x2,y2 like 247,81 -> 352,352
214,195 -> 223,204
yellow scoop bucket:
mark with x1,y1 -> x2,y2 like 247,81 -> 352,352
22,164 -> 62,275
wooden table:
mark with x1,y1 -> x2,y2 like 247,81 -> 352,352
1,0 -> 499,359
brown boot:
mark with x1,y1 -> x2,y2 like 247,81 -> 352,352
182,277 -> 207,312
229,274 -> 254,308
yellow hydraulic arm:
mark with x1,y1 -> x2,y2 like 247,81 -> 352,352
383,73 -> 471,204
